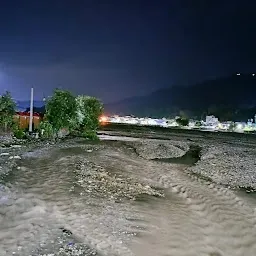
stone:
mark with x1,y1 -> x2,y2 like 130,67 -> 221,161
0,153 -> 10,156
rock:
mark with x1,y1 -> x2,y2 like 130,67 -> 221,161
60,227 -> 73,235
11,145 -> 22,148
9,155 -> 21,160
57,128 -> 70,138
0,153 -> 10,156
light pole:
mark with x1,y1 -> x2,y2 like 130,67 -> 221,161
29,87 -> 34,133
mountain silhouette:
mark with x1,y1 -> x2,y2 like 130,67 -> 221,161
104,74 -> 256,119
16,100 -> 45,112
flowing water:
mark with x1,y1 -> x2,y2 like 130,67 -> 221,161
0,136 -> 256,256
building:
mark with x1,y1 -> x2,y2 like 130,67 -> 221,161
14,112 -> 43,130
205,115 -> 219,126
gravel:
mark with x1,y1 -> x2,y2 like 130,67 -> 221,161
189,143 -> 256,190
29,229 -> 99,256
99,131 -> 256,191
74,159 -> 164,201
1,131 -> 256,256
2,131 -> 256,192
129,139 -> 189,160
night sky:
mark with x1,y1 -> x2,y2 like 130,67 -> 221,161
0,0 -> 255,102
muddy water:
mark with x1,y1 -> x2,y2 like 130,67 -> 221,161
0,137 -> 256,256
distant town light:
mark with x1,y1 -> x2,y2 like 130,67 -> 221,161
237,123 -> 243,130
236,73 -> 241,76
99,115 -> 108,123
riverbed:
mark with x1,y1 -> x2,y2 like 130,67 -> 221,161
0,133 -> 256,256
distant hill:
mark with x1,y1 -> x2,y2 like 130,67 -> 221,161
104,74 -> 256,120
16,100 -> 45,112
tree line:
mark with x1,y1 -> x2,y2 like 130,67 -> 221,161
0,89 -> 103,139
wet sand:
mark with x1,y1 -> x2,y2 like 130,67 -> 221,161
0,134 -> 256,255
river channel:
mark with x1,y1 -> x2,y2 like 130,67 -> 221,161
0,136 -> 256,256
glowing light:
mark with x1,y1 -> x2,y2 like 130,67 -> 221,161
99,115 -> 108,123
237,124 -> 243,129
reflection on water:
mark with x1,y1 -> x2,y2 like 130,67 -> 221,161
0,139 -> 256,256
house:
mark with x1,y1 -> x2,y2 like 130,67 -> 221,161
205,115 -> 219,126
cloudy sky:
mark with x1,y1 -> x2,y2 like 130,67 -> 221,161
0,0 -> 255,102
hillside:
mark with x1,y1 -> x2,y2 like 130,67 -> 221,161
16,100 -> 45,112
15,74 -> 256,121
104,74 -> 256,120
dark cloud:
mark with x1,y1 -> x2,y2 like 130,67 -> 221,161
0,0 -> 255,102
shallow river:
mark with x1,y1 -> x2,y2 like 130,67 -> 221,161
0,136 -> 256,256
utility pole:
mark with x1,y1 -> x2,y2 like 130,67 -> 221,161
29,87 -> 34,133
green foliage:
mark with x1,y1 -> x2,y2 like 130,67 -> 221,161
0,91 -> 16,131
13,128 -> 26,139
81,130 -> 99,140
45,89 -> 77,131
176,117 -> 189,126
75,95 -> 103,139
44,89 -> 103,140
12,124 -> 26,139
39,121 -> 54,139
195,121 -> 202,127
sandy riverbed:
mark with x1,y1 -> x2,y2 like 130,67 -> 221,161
0,131 -> 256,255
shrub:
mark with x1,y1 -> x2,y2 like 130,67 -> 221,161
81,130 -> 99,140
228,122 -> 236,132
0,91 -> 16,132
195,121 -> 202,127
12,125 -> 26,139
39,121 -> 54,139
176,117 -> 189,126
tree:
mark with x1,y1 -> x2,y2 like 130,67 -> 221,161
0,91 -> 16,131
228,122 -> 236,132
195,120 -> 202,127
45,89 -> 77,132
176,117 -> 189,126
44,89 -> 103,140
75,95 -> 103,139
